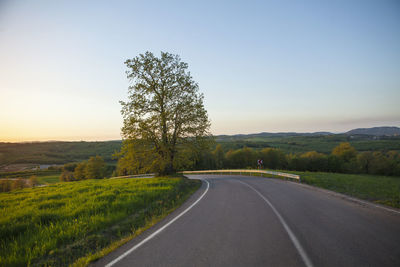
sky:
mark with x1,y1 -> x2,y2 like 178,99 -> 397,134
0,0 -> 399,142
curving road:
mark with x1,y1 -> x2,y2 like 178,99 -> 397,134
94,175 -> 400,267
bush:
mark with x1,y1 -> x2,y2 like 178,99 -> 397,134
62,163 -> 77,172
11,179 -> 26,190
60,171 -> 75,182
0,180 -> 12,192
85,156 -> 106,179
28,176 -> 39,187
74,162 -> 86,180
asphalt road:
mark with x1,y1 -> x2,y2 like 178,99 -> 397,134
94,175 -> 400,267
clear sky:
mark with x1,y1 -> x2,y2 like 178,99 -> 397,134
1,0 -> 399,142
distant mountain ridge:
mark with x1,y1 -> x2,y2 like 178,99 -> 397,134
216,131 -> 332,139
216,126 -> 400,139
345,126 -> 400,136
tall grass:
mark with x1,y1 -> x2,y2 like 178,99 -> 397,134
0,177 -> 200,266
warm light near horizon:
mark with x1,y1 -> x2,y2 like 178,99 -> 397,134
1,1 -> 399,142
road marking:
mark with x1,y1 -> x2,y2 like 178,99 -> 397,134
105,179 -> 210,267
293,182 -> 400,215
236,179 -> 314,267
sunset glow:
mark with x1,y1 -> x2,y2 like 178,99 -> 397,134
1,0 -> 399,141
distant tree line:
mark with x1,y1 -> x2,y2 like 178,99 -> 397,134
190,142 -> 400,177
0,176 -> 39,193
60,156 -> 112,182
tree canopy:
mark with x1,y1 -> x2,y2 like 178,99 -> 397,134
117,51 -> 211,175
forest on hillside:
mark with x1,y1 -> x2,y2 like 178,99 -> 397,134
1,134 -> 399,173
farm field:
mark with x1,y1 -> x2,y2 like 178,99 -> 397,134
0,177 -> 200,266
36,174 -> 61,184
0,141 -> 122,168
285,171 -> 400,208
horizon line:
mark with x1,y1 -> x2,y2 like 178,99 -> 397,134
1,126 -> 399,143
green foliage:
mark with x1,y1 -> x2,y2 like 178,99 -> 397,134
225,147 -> 257,169
74,162 -> 86,180
213,144 -> 225,169
1,134 -> 398,174
60,171 -> 75,182
114,140 -> 157,176
11,178 -> 25,190
60,156 -> 108,182
118,51 -> 211,175
28,176 -> 39,187
260,148 -> 287,169
180,142 -> 400,177
63,163 -> 77,172
332,142 -> 357,162
0,177 -> 200,266
0,180 -> 12,192
0,178 -> 28,192
84,156 -> 106,179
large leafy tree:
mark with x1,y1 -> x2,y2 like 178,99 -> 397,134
118,51 -> 211,175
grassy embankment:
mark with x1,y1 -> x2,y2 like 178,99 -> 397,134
289,171 -> 400,208
0,177 -> 200,266
255,170 -> 400,208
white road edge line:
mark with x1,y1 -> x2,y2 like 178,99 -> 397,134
236,180 -> 314,267
293,182 -> 400,215
105,179 -> 210,267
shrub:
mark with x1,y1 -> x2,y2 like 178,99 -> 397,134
28,176 -> 39,187
11,179 -> 26,190
60,171 -> 75,182
0,180 -> 12,192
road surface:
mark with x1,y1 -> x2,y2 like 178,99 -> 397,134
94,175 -> 400,267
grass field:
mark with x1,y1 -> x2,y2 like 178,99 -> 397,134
0,141 -> 121,166
36,174 -> 61,184
0,169 -> 61,179
0,177 -> 200,266
286,171 -> 400,208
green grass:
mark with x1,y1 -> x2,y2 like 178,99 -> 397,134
0,141 -> 122,166
0,177 -> 200,266
36,174 -> 61,184
285,171 -> 400,208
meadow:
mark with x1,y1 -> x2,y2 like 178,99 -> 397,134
286,171 -> 400,208
0,177 -> 200,266
36,174 -> 61,184
0,170 -> 62,192
0,141 -> 122,168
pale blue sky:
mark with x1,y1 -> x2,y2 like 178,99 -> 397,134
1,0 -> 399,141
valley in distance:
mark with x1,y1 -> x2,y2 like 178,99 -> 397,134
1,126 -> 399,172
